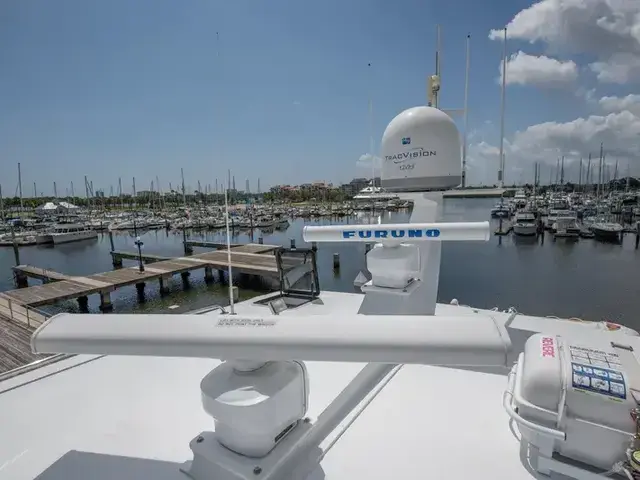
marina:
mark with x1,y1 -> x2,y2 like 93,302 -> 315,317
1,198 -> 640,324
3,3 -> 640,478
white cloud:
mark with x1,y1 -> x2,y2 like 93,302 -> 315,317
466,111 -> 640,185
501,51 -> 578,87
489,0 -> 640,83
599,94 -> 640,115
590,53 -> 640,84
356,153 -> 382,169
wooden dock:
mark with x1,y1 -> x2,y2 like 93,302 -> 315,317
0,316 -> 48,373
1,243 -> 282,320
182,240 -> 278,255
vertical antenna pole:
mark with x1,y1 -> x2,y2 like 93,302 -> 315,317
224,188 -> 235,315
462,34 -> 470,188
498,27 -> 507,188
434,25 -> 441,109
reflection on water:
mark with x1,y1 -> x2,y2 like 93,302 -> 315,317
1,198 -> 639,328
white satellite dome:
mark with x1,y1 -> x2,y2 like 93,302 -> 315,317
380,106 -> 461,192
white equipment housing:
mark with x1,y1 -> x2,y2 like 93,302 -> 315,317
505,333 -> 640,477
201,360 -> 309,458
380,106 -> 461,192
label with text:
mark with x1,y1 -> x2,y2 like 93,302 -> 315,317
216,317 -> 278,327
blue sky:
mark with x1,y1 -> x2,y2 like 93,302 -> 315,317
1,0 -> 638,196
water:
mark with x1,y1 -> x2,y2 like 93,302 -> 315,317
1,198 -> 639,327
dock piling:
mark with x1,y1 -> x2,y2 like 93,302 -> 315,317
77,296 -> 89,312
14,271 -> 28,288
99,291 -> 113,312
159,275 -> 171,295
108,230 -> 115,252
11,227 -> 20,266
204,266 -> 214,283
183,230 -> 193,255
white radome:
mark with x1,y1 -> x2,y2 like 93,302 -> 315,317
380,106 -> 461,192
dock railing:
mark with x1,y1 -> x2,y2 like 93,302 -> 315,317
0,295 -> 48,329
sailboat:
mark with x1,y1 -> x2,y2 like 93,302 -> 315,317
3,29 -> 640,480
591,143 -> 623,242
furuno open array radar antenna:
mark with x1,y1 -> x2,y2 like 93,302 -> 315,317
30,30 -> 498,480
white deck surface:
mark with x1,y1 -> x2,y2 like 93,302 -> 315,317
0,292 -> 560,479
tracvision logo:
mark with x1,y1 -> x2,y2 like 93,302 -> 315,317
385,147 -> 436,164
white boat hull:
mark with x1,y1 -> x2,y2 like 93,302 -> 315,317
51,230 -> 98,244
513,223 -> 536,236
35,234 -> 53,244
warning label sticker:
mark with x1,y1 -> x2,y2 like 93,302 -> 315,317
571,362 -> 626,400
569,345 -> 621,369
216,317 -> 278,327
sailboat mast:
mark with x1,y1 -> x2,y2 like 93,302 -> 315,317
181,168 -> 186,207
596,143 -> 603,203
578,159 -> 582,190
368,61 -> 375,218
17,163 -> 23,211
498,27 -> 507,188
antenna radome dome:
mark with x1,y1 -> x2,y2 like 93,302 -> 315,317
380,106 -> 461,192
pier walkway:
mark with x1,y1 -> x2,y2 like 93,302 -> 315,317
0,243 -> 281,323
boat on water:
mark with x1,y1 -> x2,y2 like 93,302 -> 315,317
591,216 -> 623,242
513,189 -> 527,209
553,211 -> 580,239
4,103 -> 640,480
490,202 -> 511,218
353,184 -> 399,202
512,211 -> 537,236
35,224 -> 98,245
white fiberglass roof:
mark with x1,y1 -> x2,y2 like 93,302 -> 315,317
0,292 -> 550,480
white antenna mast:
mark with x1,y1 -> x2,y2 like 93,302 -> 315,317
224,188 -> 235,314
428,25 -> 442,108
216,31 -> 235,315
462,34 -> 470,188
498,27 -> 507,188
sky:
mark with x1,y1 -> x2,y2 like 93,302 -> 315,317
0,0 -> 639,197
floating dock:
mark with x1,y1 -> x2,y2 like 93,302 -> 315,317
0,243 -> 281,326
